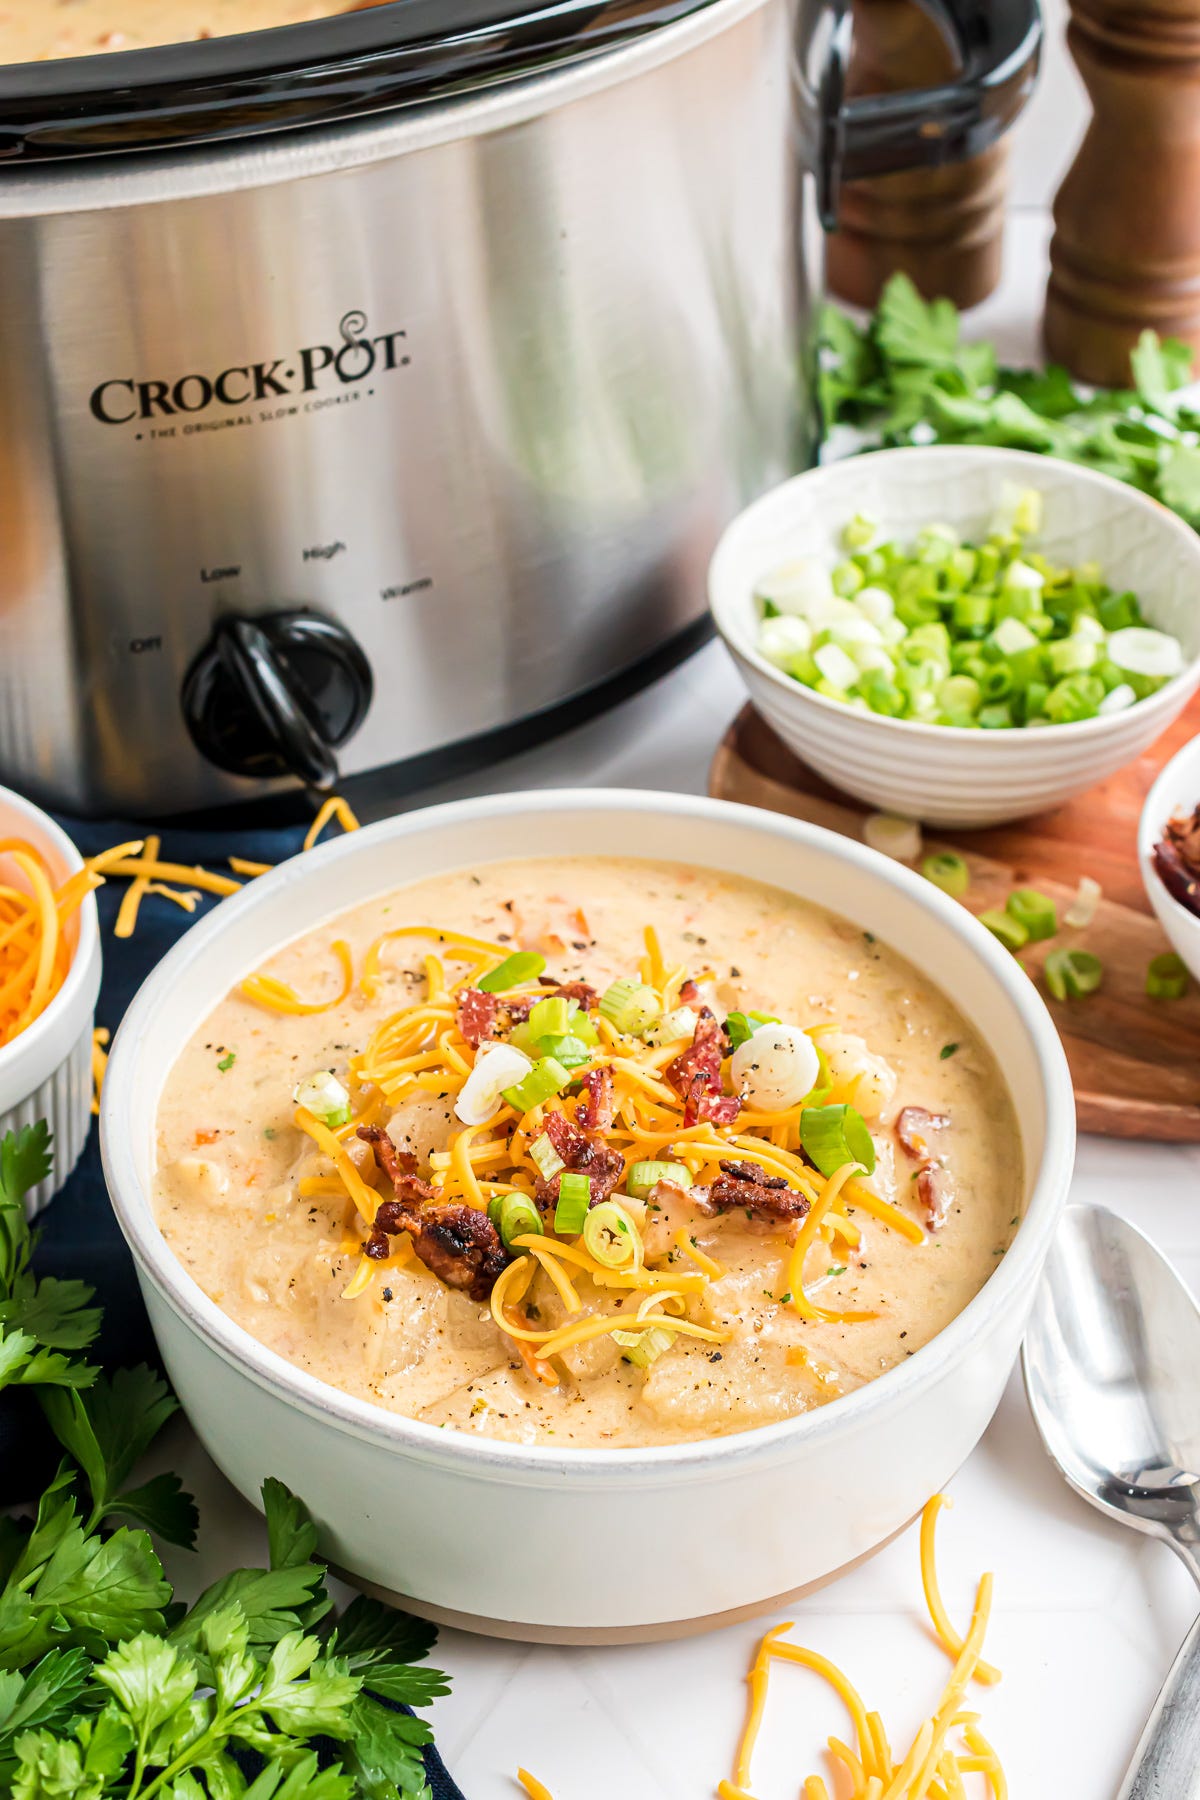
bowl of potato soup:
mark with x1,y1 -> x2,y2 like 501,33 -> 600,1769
100,790 -> 1074,1640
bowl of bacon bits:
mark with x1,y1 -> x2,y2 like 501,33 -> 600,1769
1140,732 -> 1200,991
0,787 -> 103,1214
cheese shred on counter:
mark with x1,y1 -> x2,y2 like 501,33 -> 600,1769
718,1496 -> 1005,1800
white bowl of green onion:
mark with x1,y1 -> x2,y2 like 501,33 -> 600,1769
710,446 -> 1200,827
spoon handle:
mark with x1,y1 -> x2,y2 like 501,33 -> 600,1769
1119,1613 -> 1200,1799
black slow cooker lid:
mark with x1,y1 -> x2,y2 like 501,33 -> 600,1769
0,0 -> 717,163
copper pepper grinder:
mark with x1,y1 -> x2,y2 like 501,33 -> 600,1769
827,0 -> 1013,311
1045,0 -> 1200,385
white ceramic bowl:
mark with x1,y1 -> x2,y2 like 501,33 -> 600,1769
1139,732 -> 1200,981
709,446 -> 1200,828
100,790 -> 1074,1641
0,788 -> 100,1216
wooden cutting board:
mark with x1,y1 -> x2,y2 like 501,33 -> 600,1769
710,698 -> 1200,1141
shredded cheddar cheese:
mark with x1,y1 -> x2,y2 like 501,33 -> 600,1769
719,1496 -> 1004,1800
0,837 -> 105,1047
113,833 -> 161,940
920,1496 -> 1001,1684
293,1105 -> 379,1225
91,1027 -> 110,1115
303,793 -> 361,852
517,1771 -> 555,1800
241,913 -> 936,1407
240,939 -> 353,1016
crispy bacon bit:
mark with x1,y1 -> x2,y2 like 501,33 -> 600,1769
708,1158 -> 810,1225
533,1109 -> 624,1210
896,1107 -> 949,1161
917,1165 -> 950,1232
576,1066 -> 616,1132
456,987 -> 499,1048
1154,836 -> 1200,919
895,1107 -> 952,1232
553,980 -> 598,1010
682,1077 -> 742,1129
667,1008 -> 741,1128
679,978 -> 700,1004
357,1124 -> 508,1299
1165,805 -> 1200,874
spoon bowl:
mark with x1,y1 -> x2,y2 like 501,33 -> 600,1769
1024,1202 -> 1200,1570
1024,1202 -> 1200,1798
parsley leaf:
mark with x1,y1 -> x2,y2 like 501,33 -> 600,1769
1,1276 -> 103,1353
264,1476 -> 320,1572
0,1126 -> 101,1396
821,276 -> 1200,527
1131,330 -> 1194,419
332,1597 -> 449,1708
38,1370 -> 198,1549
1159,442 -> 1200,523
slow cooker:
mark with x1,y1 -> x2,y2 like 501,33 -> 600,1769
0,0 -> 1039,816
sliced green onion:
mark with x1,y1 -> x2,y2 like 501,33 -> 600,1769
1006,887 -> 1058,942
648,1005 -> 700,1044
863,813 -> 922,863
626,1160 -> 694,1199
582,1201 -> 639,1268
752,511 -> 1181,730
487,1196 -> 504,1228
1106,626 -> 1184,682
539,1033 -> 593,1070
554,1170 -> 591,1234
724,1009 -> 781,1051
292,1069 -> 351,1128
528,995 -> 570,1039
842,513 -> 877,551
1064,875 -> 1101,929
499,1194 -> 543,1249
980,908 -> 1028,952
799,1103 -> 876,1179
611,1325 -> 675,1370
1044,947 -> 1103,1001
1147,952 -> 1190,1000
598,977 -> 662,1037
479,951 -> 546,993
921,852 -> 970,899
529,1132 -> 565,1183
502,1055 -> 571,1114
569,1008 -> 600,1047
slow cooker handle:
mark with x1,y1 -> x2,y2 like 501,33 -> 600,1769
819,0 -> 1042,228
215,617 -> 340,791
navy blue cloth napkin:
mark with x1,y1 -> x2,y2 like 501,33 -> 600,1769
5,814 -> 467,1800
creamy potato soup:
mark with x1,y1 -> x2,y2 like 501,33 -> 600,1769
1,1 -> 369,62
154,857 -> 1021,1448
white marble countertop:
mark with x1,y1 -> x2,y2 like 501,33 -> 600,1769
162,207 -> 1200,1799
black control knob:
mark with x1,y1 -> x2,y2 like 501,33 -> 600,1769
183,609 -> 372,789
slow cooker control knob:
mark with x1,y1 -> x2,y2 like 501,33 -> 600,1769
182,610 -> 373,789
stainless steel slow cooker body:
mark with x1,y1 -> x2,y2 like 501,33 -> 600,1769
0,0 -> 1039,815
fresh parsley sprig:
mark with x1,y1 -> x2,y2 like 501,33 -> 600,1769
821,274 -> 1200,526
0,1122 -> 102,1396
0,1125 -> 449,1800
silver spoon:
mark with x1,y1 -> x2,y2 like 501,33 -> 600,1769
1024,1202 -> 1200,1799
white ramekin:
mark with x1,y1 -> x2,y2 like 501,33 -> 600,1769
100,790 -> 1074,1640
1139,732 -> 1200,983
709,446 -> 1200,828
0,789 -> 100,1216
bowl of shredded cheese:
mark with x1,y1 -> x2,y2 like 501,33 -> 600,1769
0,786 -> 102,1215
